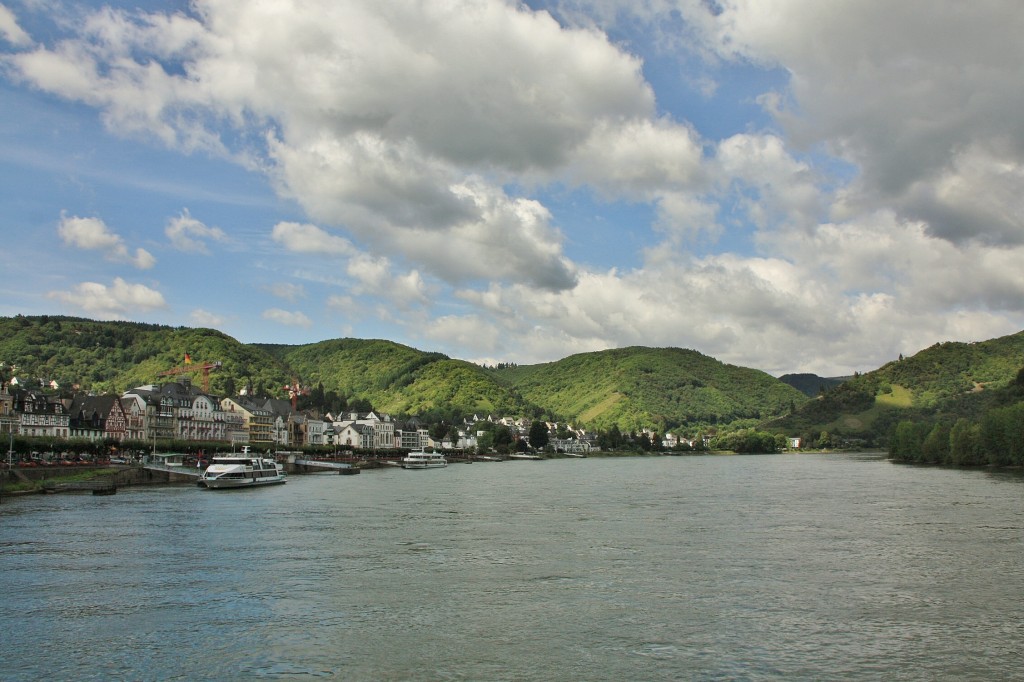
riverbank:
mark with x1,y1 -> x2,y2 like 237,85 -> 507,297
0,464 -> 196,499
0,448 -> 885,500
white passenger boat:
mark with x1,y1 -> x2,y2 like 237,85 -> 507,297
200,448 -> 286,489
401,451 -> 448,469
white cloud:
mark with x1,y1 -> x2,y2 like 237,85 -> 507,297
262,308 -> 312,328
271,222 -> 355,257
190,308 -> 226,327
697,0 -> 1024,246
714,133 -> 823,233
57,213 -> 155,269
345,254 -> 429,307
0,4 -> 31,47
49,277 -> 166,318
326,294 -> 356,311
5,1 -> 657,292
433,212 -> 1024,375
165,209 -> 226,253
266,282 -> 305,302
567,117 -> 706,200
422,314 -> 503,356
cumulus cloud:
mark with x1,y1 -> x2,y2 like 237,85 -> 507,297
4,0 -> 660,292
567,117 -> 706,199
165,209 -> 226,253
49,277 -> 166,318
58,213 -> 155,269
262,308 -> 312,328
345,254 -> 430,307
693,0 -> 1024,246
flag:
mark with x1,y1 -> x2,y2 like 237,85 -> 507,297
184,352 -> 192,365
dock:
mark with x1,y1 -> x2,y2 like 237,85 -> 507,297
293,458 -> 354,472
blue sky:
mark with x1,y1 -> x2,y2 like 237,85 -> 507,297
2,1 -> 1023,376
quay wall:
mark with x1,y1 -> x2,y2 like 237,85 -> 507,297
3,465 -> 195,486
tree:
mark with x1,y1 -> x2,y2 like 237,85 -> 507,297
891,421 -> 924,462
921,423 -> 951,464
529,420 -> 549,450
949,418 -> 981,466
980,409 -> 1012,466
492,425 -> 513,452
429,421 -> 449,441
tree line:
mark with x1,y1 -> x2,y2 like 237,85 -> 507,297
889,403 -> 1024,466
889,368 -> 1024,466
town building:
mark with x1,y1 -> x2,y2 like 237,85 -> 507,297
14,390 -> 69,438
67,394 -> 129,441
221,397 -> 275,446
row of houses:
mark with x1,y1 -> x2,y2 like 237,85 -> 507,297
0,379 -> 606,453
0,380 -> 430,451
2,376 -> 752,454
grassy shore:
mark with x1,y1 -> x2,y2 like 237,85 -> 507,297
2,467 -> 121,494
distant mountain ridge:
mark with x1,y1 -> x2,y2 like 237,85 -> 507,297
778,373 -> 848,397
0,315 -> 808,432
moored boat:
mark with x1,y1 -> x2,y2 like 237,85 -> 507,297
200,447 -> 286,489
401,451 -> 448,469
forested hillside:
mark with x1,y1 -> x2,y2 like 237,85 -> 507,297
778,373 -> 846,397
491,346 -> 808,432
260,338 -> 530,420
0,316 -> 866,434
765,330 -> 1024,450
0,315 -> 291,396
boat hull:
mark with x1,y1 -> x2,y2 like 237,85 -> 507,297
202,476 -> 286,489
400,462 -> 447,469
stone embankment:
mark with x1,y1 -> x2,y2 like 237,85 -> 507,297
1,464 -> 200,497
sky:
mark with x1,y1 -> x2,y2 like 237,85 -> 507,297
1,0 -> 1023,377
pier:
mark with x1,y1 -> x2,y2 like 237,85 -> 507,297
141,462 -> 203,481
293,458 -> 354,471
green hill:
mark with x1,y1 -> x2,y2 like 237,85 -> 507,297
491,346 -> 808,432
259,338 -> 530,418
766,330 -> 1024,443
0,316 -> 809,432
778,373 -> 847,397
0,315 -> 291,396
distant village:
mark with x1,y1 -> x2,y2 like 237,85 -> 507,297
0,370 -> 669,456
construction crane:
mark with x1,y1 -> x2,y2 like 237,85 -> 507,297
158,355 -> 223,393
283,378 -> 310,410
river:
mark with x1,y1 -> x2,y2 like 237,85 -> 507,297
2,453 -> 1022,681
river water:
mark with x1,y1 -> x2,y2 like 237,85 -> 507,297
2,453 -> 1023,681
